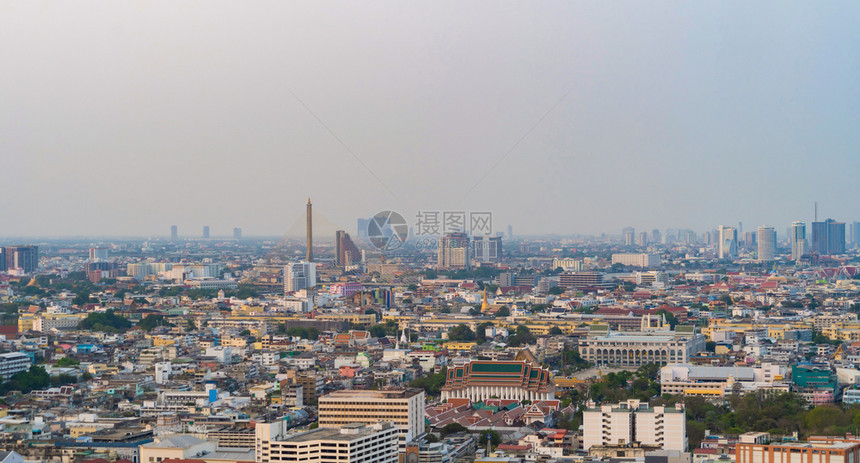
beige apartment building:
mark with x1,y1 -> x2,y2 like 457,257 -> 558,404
318,389 -> 425,443
255,421 -> 399,463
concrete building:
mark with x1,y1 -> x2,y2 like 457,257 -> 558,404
659,363 -> 786,398
735,441 -> 860,463
558,272 -> 609,289
583,399 -> 686,451
318,389 -> 425,443
441,360 -> 554,402
140,434 -> 214,463
812,219 -> 846,255
611,253 -> 661,268
552,258 -> 582,271
0,352 -> 32,378
791,222 -> 807,261
472,235 -> 502,263
33,313 -> 83,332
437,233 -> 470,270
88,247 -> 110,261
579,317 -> 706,367
623,227 -> 635,246
283,261 -> 316,294
335,230 -> 361,267
718,226 -> 738,261
255,420 -> 399,463
3,246 -> 39,273
757,227 -> 776,262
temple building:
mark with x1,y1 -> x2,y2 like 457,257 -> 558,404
441,360 -> 554,402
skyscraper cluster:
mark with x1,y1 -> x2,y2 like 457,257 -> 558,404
811,218 -> 846,255
0,246 -> 39,274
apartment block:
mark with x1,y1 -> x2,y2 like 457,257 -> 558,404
318,389 -> 425,443
255,420 -> 399,463
583,399 -> 686,451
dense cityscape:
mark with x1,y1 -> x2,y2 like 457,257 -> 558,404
0,202 -> 859,463
4,2 -> 860,463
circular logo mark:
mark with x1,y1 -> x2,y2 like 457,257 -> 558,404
367,210 -> 409,251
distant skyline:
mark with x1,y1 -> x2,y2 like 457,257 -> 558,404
2,1 -> 859,237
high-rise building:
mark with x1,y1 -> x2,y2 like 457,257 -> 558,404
684,230 -> 696,245
3,246 -> 39,274
851,221 -> 860,246
88,247 -> 109,262
652,229 -> 661,244
0,248 -> 5,272
637,232 -> 648,247
507,224 -> 513,240
170,225 -> 178,241
829,220 -> 846,255
718,226 -> 738,261
623,227 -> 635,246
356,218 -> 370,239
812,218 -> 846,255
611,253 -> 661,268
306,198 -> 313,262
437,232 -> 470,270
791,222 -> 807,261
203,226 -> 210,239
283,261 -> 316,294
233,227 -> 242,240
757,226 -> 776,262
742,231 -> 757,251
335,230 -> 360,267
583,399 -> 686,451
471,235 -> 502,263
255,420 -> 399,463
318,389 -> 425,444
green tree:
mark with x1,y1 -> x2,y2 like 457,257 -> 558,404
138,314 -> 175,331
79,309 -> 132,333
655,309 -> 679,329
369,325 -> 387,338
496,307 -> 511,317
440,423 -> 468,436
549,326 -> 563,335
476,430 -> 502,450
548,286 -> 564,295
508,325 -> 536,347
56,357 -> 80,367
409,367 -> 447,396
448,324 -> 476,341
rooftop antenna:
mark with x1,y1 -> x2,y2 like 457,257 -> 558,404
815,201 -> 818,222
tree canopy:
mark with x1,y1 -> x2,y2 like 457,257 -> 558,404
448,324 -> 475,341
79,309 -> 132,333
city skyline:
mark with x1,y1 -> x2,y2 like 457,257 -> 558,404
2,1 -> 859,236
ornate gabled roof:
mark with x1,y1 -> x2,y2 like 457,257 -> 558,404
442,360 -> 553,393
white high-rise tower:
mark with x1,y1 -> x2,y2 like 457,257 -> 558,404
791,221 -> 807,261
757,226 -> 776,262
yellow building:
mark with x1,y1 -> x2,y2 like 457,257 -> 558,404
152,336 -> 176,347
444,341 -> 477,351
18,314 -> 36,332
316,313 -> 376,325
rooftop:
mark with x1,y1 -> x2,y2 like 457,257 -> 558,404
283,423 -> 393,443
319,389 -> 423,400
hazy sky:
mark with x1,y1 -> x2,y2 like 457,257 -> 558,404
2,1 -> 859,237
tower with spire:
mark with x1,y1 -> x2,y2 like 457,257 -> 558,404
306,198 -> 313,262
